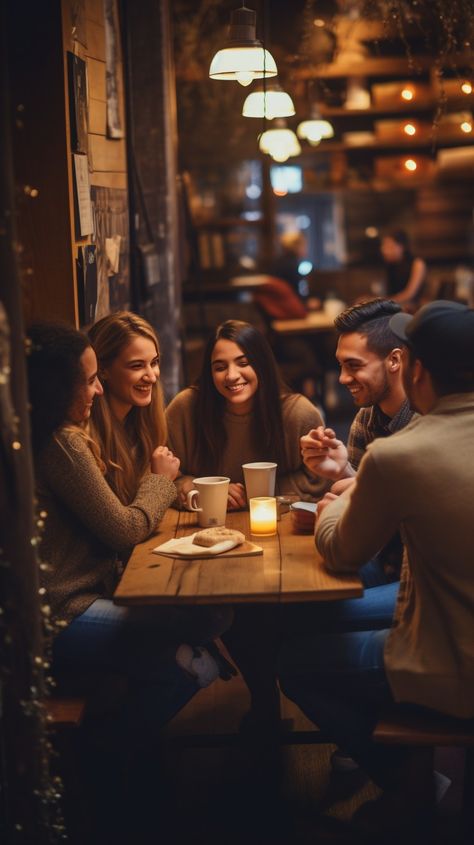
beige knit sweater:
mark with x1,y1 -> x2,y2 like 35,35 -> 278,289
36,428 -> 177,627
166,388 -> 328,502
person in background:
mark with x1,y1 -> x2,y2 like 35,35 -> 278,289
26,322 -> 203,755
279,301 -> 474,835
166,319 -> 329,732
380,229 -> 427,311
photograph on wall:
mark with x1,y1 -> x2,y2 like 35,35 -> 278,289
76,244 -> 98,327
104,0 -> 125,139
67,52 -> 88,154
72,153 -> 94,237
90,186 -> 130,318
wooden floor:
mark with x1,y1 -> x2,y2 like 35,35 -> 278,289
60,641 -> 470,845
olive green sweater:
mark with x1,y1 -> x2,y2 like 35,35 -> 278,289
166,388 -> 329,502
36,428 -> 177,627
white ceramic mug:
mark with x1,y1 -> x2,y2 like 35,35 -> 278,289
185,476 -> 230,527
242,462 -> 277,500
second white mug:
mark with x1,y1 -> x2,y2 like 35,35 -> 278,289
185,476 -> 230,527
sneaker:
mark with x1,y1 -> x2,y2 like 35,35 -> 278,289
175,644 -> 219,688
434,770 -> 452,804
330,749 -> 360,773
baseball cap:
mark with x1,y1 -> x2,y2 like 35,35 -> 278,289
389,300 -> 474,373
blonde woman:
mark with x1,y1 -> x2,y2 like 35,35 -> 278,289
88,311 -> 233,678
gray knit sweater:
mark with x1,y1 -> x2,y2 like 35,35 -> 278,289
35,428 -> 177,627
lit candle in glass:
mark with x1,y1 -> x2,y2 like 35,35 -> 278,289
249,497 -> 277,536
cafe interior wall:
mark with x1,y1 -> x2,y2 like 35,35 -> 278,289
173,0 -> 474,307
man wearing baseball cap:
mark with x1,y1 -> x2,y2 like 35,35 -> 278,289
279,300 -> 474,833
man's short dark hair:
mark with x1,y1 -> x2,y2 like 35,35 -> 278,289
334,298 -> 403,358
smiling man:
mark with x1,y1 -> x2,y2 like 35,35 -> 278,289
301,298 -> 413,587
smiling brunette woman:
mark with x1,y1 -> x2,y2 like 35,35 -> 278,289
166,319 -> 328,731
166,319 -> 327,509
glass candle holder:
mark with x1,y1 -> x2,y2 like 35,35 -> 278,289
249,497 -> 277,536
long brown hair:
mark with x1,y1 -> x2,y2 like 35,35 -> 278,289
88,311 -> 167,503
194,320 -> 293,473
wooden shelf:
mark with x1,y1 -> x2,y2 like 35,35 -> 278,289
293,52 -> 473,81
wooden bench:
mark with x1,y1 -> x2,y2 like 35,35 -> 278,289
373,708 -> 474,811
45,696 -> 86,728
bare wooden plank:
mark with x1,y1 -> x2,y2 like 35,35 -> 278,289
278,512 -> 363,602
88,97 -> 106,135
86,19 -> 105,61
86,0 -> 104,26
89,171 -> 128,189
89,134 -> 126,172
87,57 -> 106,101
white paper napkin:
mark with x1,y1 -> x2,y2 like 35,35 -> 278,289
153,532 -> 240,558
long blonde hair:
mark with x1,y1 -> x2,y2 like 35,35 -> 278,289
88,311 -> 167,503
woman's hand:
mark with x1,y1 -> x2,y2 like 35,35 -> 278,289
227,482 -> 246,511
151,446 -> 180,481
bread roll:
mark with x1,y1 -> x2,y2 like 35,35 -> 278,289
193,527 -> 245,548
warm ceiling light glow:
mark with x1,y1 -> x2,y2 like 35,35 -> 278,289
297,114 -> 334,145
461,81 -> 472,95
242,83 -> 295,119
401,87 -> 414,101
460,119 -> 472,133
259,125 -> 301,162
404,123 -> 417,136
404,158 -> 417,171
209,6 -> 277,86
365,226 -> 379,238
313,19 -> 325,27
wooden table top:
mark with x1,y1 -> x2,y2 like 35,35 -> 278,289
272,311 -> 336,336
114,508 -> 363,606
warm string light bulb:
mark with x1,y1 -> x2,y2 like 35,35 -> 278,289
404,158 -> 417,172
460,117 -> 472,133
461,81 -> 472,95
404,123 -> 417,136
401,86 -> 414,101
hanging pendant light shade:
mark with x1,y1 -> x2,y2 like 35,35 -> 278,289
242,81 -> 295,119
209,5 -> 277,87
297,105 -> 334,145
259,120 -> 301,162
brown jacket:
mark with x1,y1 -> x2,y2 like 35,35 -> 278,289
316,392 -> 474,718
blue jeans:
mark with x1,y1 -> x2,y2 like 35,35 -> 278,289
278,628 -> 414,789
52,599 -> 232,749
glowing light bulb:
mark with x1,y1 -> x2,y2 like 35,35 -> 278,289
404,159 -> 417,172
460,120 -> 472,133
401,87 -> 414,101
461,81 -> 472,95
313,19 -> 325,27
404,123 -> 416,136
236,70 -> 254,87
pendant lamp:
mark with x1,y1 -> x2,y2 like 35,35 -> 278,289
242,80 -> 295,119
259,120 -> 301,162
209,5 -> 277,87
297,105 -> 334,145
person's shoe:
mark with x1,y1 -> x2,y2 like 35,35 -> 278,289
434,770 -> 452,804
204,640 -> 238,681
175,644 -> 219,688
330,748 -> 360,773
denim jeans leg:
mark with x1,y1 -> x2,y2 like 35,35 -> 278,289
279,628 -> 408,788
52,599 -> 198,746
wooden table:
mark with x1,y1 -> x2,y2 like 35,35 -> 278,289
114,508 -> 363,606
271,311 -> 336,337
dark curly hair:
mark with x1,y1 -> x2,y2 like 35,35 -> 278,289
27,322 -> 90,453
334,298 -> 404,358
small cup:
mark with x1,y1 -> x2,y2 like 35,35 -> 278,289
249,497 -> 277,537
185,476 -> 230,528
242,462 -> 277,500
290,501 -> 317,534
